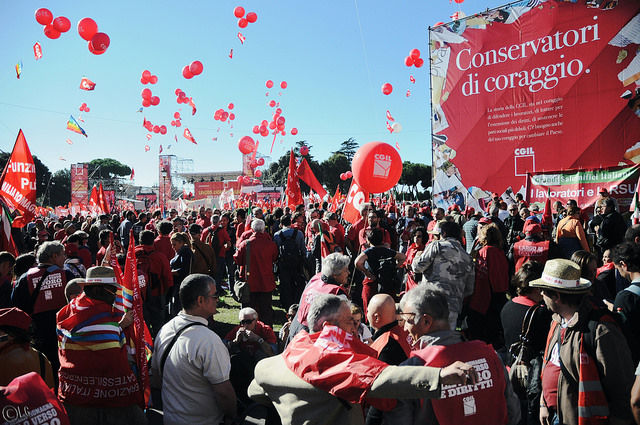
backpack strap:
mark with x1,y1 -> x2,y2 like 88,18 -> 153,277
160,321 -> 207,375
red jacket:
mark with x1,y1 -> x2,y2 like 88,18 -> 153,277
153,234 -> 174,262
234,232 -> 278,293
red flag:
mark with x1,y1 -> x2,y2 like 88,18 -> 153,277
79,77 -> 96,90
130,168 -> 135,181
285,149 -> 303,209
159,145 -> 163,154
183,128 -> 196,144
0,201 -> 17,256
297,158 -> 327,199
33,42 -> 42,60
98,183 -> 109,214
89,185 -> 99,211
342,180 -> 369,224
329,186 -> 341,213
0,130 -> 37,227
541,188 -> 553,229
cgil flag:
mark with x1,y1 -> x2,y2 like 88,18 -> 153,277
79,77 -> 96,90
66,116 -> 87,137
0,129 -> 37,227
33,42 -> 42,60
183,128 -> 196,144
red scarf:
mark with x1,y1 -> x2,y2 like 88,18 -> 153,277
282,325 -> 388,403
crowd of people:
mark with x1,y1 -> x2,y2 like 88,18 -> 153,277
2,192 -> 640,425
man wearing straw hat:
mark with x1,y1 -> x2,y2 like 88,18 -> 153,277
532,259 -> 634,425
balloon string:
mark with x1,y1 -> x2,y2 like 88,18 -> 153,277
270,132 -> 277,154
252,141 -> 259,161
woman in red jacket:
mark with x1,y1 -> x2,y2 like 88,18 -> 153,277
466,223 -> 509,349
403,226 -> 426,293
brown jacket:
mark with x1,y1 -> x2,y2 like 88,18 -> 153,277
191,239 -> 216,277
543,300 -> 634,425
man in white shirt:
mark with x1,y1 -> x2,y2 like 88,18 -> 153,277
152,274 -> 236,425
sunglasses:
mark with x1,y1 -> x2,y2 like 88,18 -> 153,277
240,318 -> 256,325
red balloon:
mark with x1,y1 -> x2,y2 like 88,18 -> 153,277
90,32 -> 110,51
300,146 -> 309,156
182,65 -> 194,79
351,142 -> 402,193
346,171 -> 353,178
174,88 -> 181,95
242,176 -> 252,185
175,121 -> 182,127
238,136 -> 256,155
160,125 -> 167,135
254,169 -> 263,178
410,49 -> 421,60
150,75 -> 158,84
381,83 -> 393,95
44,25 -> 61,39
142,89 -> 152,99
246,12 -> 257,23
141,77 -> 148,84
257,158 -> 265,166
277,116 -> 285,126
151,96 -> 160,106
291,128 -> 298,135
77,18 -> 98,41
234,6 -> 245,18
237,176 -> 243,183
189,60 -> 203,76
229,113 -> 236,121
35,8 -> 53,25
178,91 -> 186,99
153,126 -> 160,133
228,103 -> 234,110
454,0 -> 464,3
266,80 -> 274,89
280,81 -> 287,89
171,121 -> 176,126
281,130 -> 287,136
340,173 -> 347,181
404,56 -> 414,67
414,58 -> 424,68
238,18 -> 248,28
174,112 -> 181,119
260,126 -> 269,137
252,125 -> 260,134
53,16 -> 71,32
142,70 -> 151,79
275,108 -> 282,115
88,42 -> 106,55
249,160 -> 258,169
269,100 -> 276,107
269,121 -> 276,130
85,107 -> 90,112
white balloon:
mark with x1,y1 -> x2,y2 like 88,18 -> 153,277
391,122 -> 402,133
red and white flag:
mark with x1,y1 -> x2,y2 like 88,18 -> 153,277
79,77 -> 96,91
342,180 -> 369,224
0,130 -> 37,227
183,128 -> 196,144
33,42 -> 42,60
285,149 -> 303,209
130,168 -> 135,181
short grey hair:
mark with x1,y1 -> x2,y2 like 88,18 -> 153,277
307,294 -> 345,333
399,283 -> 449,322
37,241 -> 64,264
251,218 -> 266,233
321,253 -> 350,278
238,307 -> 258,320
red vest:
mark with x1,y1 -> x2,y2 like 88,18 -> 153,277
296,273 -> 346,327
0,372 -> 70,425
370,325 -> 412,359
26,266 -> 67,315
513,239 -> 550,271
412,340 -> 508,425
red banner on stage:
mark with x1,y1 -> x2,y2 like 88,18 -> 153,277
70,163 -> 88,206
430,1 -> 640,211
193,181 -> 241,199
526,164 -> 640,210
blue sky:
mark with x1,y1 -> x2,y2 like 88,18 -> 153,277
0,0 -> 507,187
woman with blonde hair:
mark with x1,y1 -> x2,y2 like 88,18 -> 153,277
555,205 -> 590,259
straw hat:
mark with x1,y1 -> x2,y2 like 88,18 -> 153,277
529,259 -> 591,293
84,266 -> 121,289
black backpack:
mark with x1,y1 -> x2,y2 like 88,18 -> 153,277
278,229 -> 302,268
376,255 -> 401,296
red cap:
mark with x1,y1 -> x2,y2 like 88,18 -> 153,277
0,308 -> 31,331
479,217 -> 492,224
524,222 -> 542,234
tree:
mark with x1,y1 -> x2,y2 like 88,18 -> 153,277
49,169 -> 71,207
319,153 -> 351,196
398,161 -> 432,199
88,158 -> 131,179
332,138 -> 359,162
0,153 -> 52,203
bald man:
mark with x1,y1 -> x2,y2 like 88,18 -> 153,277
367,294 -> 412,366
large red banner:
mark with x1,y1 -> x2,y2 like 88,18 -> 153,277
0,130 -> 37,226
430,1 -> 640,211
70,163 -> 88,206
158,155 -> 172,210
193,181 -> 242,199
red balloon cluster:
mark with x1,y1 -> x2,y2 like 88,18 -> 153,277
265,80 -> 287,89
382,83 -> 393,95
171,111 -> 182,127
77,18 -> 110,55
234,6 -> 258,28
143,119 -> 167,135
174,88 -> 195,109
79,103 -> 90,113
182,61 -> 203,79
404,49 -> 424,68
238,136 -> 256,155
339,171 -> 353,181
141,88 -> 160,108
140,70 -> 158,85
214,106 -> 235,122
300,145 -> 309,156
35,8 -> 71,39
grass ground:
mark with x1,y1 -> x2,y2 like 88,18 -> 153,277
211,290 -> 288,338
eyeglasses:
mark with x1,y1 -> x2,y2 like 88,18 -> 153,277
205,293 -> 219,301
398,311 -> 420,325
240,318 -> 256,325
